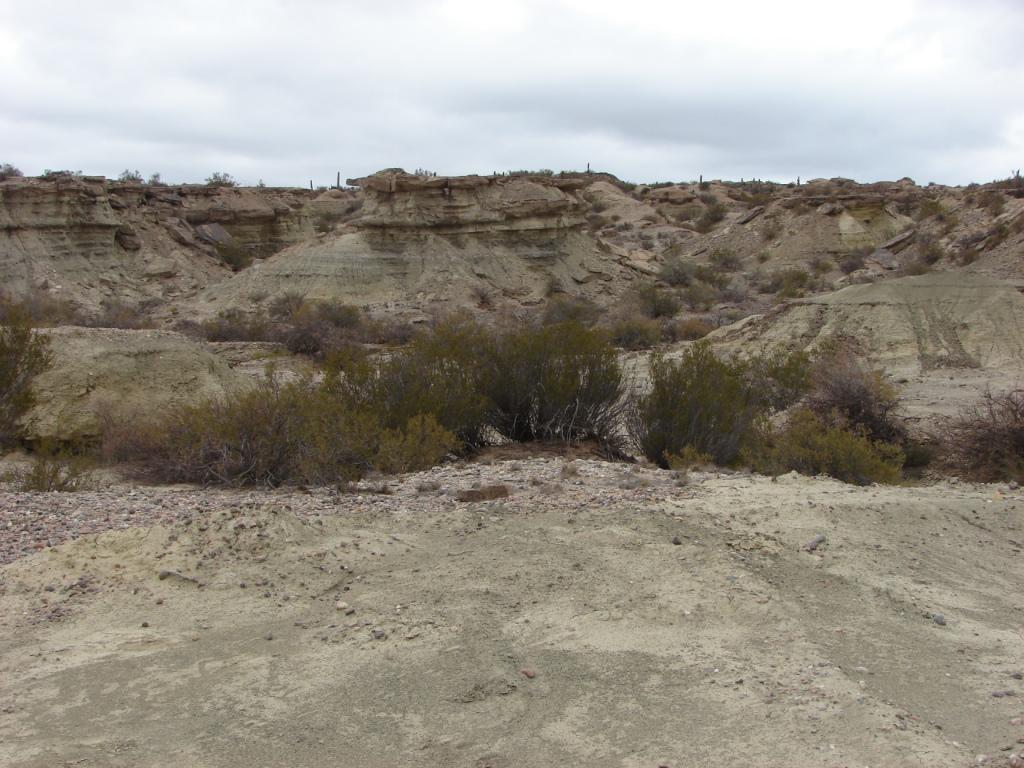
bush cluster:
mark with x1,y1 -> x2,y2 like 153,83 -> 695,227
110,319 -> 628,486
944,389 -> 1024,482
0,303 -> 52,447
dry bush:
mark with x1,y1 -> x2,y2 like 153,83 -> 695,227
195,309 -> 274,342
692,202 -> 727,233
633,284 -> 681,319
0,304 -> 52,447
268,291 -> 308,322
665,317 -> 713,341
764,268 -> 811,298
86,299 -> 154,330
683,281 -> 720,311
755,409 -> 903,486
609,316 -> 661,350
542,296 -> 603,327
0,162 -> 23,181
944,389 -> 1024,482
805,343 -> 905,444
839,248 -> 869,274
660,258 -> 696,287
14,440 -> 93,492
977,189 -> 1006,217
708,248 -> 741,271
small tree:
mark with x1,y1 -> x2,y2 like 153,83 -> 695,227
147,172 -> 164,186
118,169 -> 143,182
0,305 -> 53,446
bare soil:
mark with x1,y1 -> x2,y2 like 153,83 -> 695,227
2,458 -> 1023,767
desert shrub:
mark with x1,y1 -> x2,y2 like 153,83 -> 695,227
666,317 -> 713,341
683,281 -> 720,311
540,296 -> 602,325
15,440 -> 92,492
900,259 -> 931,276
329,317 -> 493,451
0,305 -> 52,447
765,268 -> 811,298
216,241 -> 253,272
609,316 -> 661,350
693,202 -> 727,233
484,322 -> 626,448
660,258 -> 696,287
197,309 -> 273,342
125,374 -> 397,487
916,197 -> 945,221
756,409 -> 903,485
205,171 -> 237,187
978,189 -> 1005,217
634,284 -> 681,318
630,342 -> 765,467
698,192 -> 717,206
918,235 -> 945,264
708,248 -> 741,271
373,414 -> 458,474
839,248 -> 870,274
747,349 -> 811,411
0,290 -> 80,326
0,163 -> 23,181
118,169 -> 143,183
87,299 -> 154,330
944,389 -> 1024,482
761,218 -> 781,242
268,291 -> 308,322
809,255 -> 833,275
147,172 -> 164,186
692,265 -> 729,290
805,343 -> 905,444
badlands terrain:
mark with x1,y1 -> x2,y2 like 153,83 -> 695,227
1,167 -> 1024,766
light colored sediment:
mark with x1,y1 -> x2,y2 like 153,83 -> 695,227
1,456 -> 1022,767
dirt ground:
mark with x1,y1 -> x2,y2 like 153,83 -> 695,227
1,457 -> 1023,767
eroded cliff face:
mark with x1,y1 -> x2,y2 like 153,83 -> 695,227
0,174 -> 356,313
193,171 -> 635,317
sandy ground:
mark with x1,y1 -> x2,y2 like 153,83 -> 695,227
1,457 -> 1023,767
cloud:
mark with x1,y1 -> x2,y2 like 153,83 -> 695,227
0,0 -> 1021,185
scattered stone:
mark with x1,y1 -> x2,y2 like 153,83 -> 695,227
931,613 -> 947,626
141,621 -> 149,628
335,601 -> 349,611
456,485 -> 510,503
672,536 -> 682,546
804,534 -> 827,552
265,633 -> 273,641
371,628 -> 387,640
521,669 -> 536,679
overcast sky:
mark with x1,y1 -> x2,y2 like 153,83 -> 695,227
2,0 -> 1022,186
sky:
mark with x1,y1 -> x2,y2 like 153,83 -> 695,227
1,0 -> 1022,186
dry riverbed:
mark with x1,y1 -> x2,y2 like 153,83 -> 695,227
1,457 -> 1023,767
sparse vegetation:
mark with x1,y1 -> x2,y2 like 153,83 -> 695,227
118,169 -> 143,183
609,316 -> 661,350
708,248 -> 741,272
0,303 -> 53,447
633,284 -> 681,319
205,171 -> 238,188
944,388 -> 1024,482
542,296 -> 603,327
1,163 -> 25,181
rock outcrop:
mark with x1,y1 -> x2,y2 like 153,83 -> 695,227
23,327 -> 250,442
192,171 -> 633,317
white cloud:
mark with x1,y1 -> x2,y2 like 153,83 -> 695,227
0,0 -> 1020,185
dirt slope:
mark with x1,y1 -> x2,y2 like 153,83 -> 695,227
2,458 -> 1022,767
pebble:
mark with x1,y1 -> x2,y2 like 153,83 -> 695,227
671,536 -> 682,546
335,601 -> 349,611
141,621 -> 149,628
521,669 -> 536,679
931,613 -> 947,626
371,628 -> 386,640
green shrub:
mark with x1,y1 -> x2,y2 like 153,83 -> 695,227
610,316 -> 661,350
944,388 -> 1024,482
766,268 -> 811,298
215,241 -> 253,272
757,409 -> 903,485
660,258 -> 695,287
634,284 -> 681,318
374,414 -> 458,474
630,342 -> 765,467
484,322 -> 626,448
0,305 -> 52,447
268,291 -> 308,322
